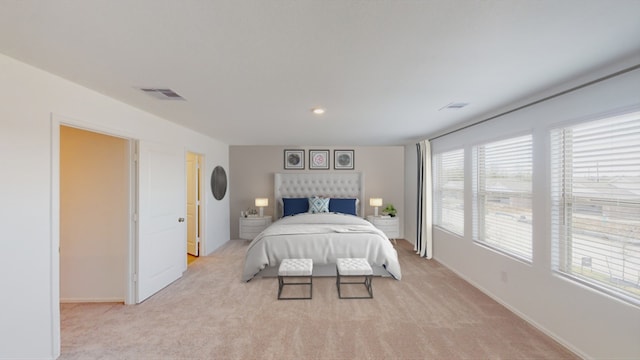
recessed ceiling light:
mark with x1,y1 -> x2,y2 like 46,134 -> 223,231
311,107 -> 325,115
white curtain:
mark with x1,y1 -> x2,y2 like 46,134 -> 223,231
415,140 -> 433,259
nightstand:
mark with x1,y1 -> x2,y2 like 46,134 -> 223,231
239,216 -> 272,240
367,215 -> 400,244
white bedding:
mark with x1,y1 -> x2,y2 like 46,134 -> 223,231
242,213 -> 402,281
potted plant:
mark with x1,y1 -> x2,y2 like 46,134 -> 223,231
382,204 -> 397,217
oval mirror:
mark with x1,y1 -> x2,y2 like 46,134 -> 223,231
211,166 -> 227,200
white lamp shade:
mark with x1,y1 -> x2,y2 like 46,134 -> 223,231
369,198 -> 383,207
255,198 -> 269,207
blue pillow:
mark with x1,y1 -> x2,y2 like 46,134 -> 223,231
308,197 -> 330,213
282,198 -> 309,217
329,198 -> 357,216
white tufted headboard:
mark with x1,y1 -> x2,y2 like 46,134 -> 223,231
274,172 -> 365,217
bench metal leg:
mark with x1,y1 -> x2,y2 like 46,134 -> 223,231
336,273 -> 373,299
278,275 -> 313,300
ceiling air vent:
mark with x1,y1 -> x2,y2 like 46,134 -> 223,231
439,102 -> 469,110
139,88 -> 186,101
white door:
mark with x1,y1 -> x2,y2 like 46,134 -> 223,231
137,141 -> 186,303
186,152 -> 200,256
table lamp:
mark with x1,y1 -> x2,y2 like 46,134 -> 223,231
369,198 -> 383,216
255,198 -> 269,217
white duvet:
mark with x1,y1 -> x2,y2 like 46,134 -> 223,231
242,213 -> 402,281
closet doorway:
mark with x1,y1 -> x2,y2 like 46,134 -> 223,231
186,151 -> 203,264
59,125 -> 129,303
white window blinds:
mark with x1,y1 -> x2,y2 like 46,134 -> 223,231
551,111 -> 640,304
473,135 -> 533,261
434,149 -> 464,236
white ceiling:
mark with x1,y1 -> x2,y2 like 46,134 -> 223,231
1,0 -> 639,145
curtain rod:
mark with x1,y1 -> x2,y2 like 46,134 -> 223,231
428,63 -> 640,141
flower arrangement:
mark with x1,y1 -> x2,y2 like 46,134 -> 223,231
382,204 -> 397,217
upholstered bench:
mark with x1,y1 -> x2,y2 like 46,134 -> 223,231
336,258 -> 373,299
278,258 -> 313,300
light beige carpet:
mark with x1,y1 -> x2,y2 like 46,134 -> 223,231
60,240 -> 578,359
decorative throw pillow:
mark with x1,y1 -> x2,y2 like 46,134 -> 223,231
308,196 -> 330,213
329,198 -> 357,216
282,198 -> 309,217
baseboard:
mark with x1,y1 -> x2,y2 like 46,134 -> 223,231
60,297 -> 124,303
433,256 -> 589,360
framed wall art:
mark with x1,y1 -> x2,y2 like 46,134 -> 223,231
334,150 -> 354,170
309,150 -> 329,170
284,149 -> 305,169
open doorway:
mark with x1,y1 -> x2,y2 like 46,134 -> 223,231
59,123 -> 189,304
55,118 -> 190,356
186,151 -> 203,265
59,125 -> 130,303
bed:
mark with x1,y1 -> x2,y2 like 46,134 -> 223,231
241,172 -> 402,281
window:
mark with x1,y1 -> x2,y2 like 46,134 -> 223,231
473,135 -> 533,261
433,149 -> 464,236
551,111 -> 640,304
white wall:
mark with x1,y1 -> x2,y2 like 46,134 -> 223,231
404,62 -> 640,359
0,53 -> 229,359
229,146 -> 405,239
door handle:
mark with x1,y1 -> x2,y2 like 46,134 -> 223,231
178,217 -> 185,222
